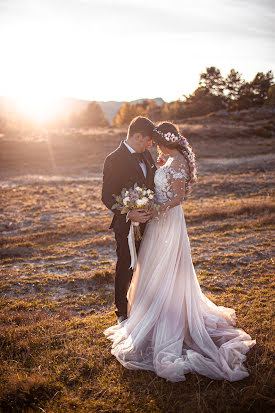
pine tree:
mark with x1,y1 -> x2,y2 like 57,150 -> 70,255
113,102 -> 141,126
182,86 -> 224,117
199,67 -> 225,97
250,71 -> 274,106
237,71 -> 274,110
267,84 -> 275,105
82,102 -> 109,127
224,69 -> 244,110
160,100 -> 184,120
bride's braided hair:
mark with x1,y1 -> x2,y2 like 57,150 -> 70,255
153,122 -> 197,194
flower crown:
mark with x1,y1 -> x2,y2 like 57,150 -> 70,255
153,127 -> 187,144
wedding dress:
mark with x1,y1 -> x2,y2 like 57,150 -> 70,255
104,154 -> 255,382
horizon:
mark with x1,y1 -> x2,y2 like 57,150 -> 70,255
0,94 -> 166,104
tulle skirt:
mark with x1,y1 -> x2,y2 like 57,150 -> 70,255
104,206 -> 255,382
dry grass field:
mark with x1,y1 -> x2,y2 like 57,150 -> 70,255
0,114 -> 274,412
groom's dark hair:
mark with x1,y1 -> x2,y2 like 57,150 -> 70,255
127,116 -> 155,139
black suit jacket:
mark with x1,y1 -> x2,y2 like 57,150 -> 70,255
101,141 -> 157,234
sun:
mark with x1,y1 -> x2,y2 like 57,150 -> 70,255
11,93 -> 62,123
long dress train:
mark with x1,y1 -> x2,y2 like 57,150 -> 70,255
103,156 -> 255,382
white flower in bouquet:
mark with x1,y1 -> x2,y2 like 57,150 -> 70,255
136,198 -> 148,207
123,196 -> 130,205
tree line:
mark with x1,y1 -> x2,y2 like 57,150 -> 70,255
113,67 -> 274,125
0,67 -> 274,133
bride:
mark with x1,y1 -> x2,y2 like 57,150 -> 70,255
103,122 -> 255,382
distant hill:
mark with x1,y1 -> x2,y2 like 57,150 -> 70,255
98,98 -> 164,122
0,96 -> 165,123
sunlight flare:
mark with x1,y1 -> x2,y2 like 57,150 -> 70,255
12,94 -> 62,123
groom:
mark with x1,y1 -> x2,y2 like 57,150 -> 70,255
101,116 -> 157,324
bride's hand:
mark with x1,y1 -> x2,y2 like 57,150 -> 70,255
128,209 -> 152,223
148,209 -> 159,219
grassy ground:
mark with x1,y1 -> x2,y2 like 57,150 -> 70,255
0,120 -> 274,412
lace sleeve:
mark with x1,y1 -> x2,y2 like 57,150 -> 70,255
158,158 -> 188,214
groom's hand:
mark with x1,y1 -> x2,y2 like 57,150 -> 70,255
128,209 -> 151,223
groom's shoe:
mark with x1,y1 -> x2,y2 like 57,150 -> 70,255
117,315 -> 126,324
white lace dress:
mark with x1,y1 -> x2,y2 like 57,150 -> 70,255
104,155 -> 255,382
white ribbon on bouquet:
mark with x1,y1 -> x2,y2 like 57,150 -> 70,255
127,221 -> 139,270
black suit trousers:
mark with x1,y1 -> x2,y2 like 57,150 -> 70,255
114,222 -> 145,318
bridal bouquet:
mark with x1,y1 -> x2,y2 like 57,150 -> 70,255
112,183 -> 158,270
112,183 -> 157,215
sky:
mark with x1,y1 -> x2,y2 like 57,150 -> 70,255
0,0 -> 274,104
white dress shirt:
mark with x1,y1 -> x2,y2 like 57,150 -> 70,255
124,140 -> 147,178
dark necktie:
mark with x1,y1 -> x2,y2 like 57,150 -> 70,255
132,152 -> 144,163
